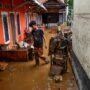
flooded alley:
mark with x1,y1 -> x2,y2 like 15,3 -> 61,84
1,0 -> 90,90
0,31 -> 78,90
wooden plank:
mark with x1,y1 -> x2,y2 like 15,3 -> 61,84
0,49 -> 29,62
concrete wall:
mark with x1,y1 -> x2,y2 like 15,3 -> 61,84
73,0 -> 90,79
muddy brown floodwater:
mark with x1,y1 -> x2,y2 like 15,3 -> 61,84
0,30 -> 79,90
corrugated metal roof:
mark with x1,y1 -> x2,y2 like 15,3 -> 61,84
13,0 -> 47,12
32,0 -> 47,11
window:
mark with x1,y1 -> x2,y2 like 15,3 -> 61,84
25,13 -> 30,30
16,13 -> 21,35
1,12 -> 10,44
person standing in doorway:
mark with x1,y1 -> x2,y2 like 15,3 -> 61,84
29,21 -> 49,66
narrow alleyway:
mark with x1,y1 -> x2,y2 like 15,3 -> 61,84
0,30 -> 78,90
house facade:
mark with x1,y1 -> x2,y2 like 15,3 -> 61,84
0,0 -> 46,48
43,0 -> 66,27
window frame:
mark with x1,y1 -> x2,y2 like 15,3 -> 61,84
25,13 -> 30,30
16,12 -> 21,35
1,12 -> 10,44
10,12 -> 17,43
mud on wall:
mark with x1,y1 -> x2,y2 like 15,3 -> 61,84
72,0 -> 90,78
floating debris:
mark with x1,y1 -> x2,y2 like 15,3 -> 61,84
0,62 -> 8,71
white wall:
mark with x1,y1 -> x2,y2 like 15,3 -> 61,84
73,0 -> 90,78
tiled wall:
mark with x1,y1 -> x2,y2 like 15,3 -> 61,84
72,0 -> 90,78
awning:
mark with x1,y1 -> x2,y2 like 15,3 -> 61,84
43,0 -> 66,9
14,0 -> 47,12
